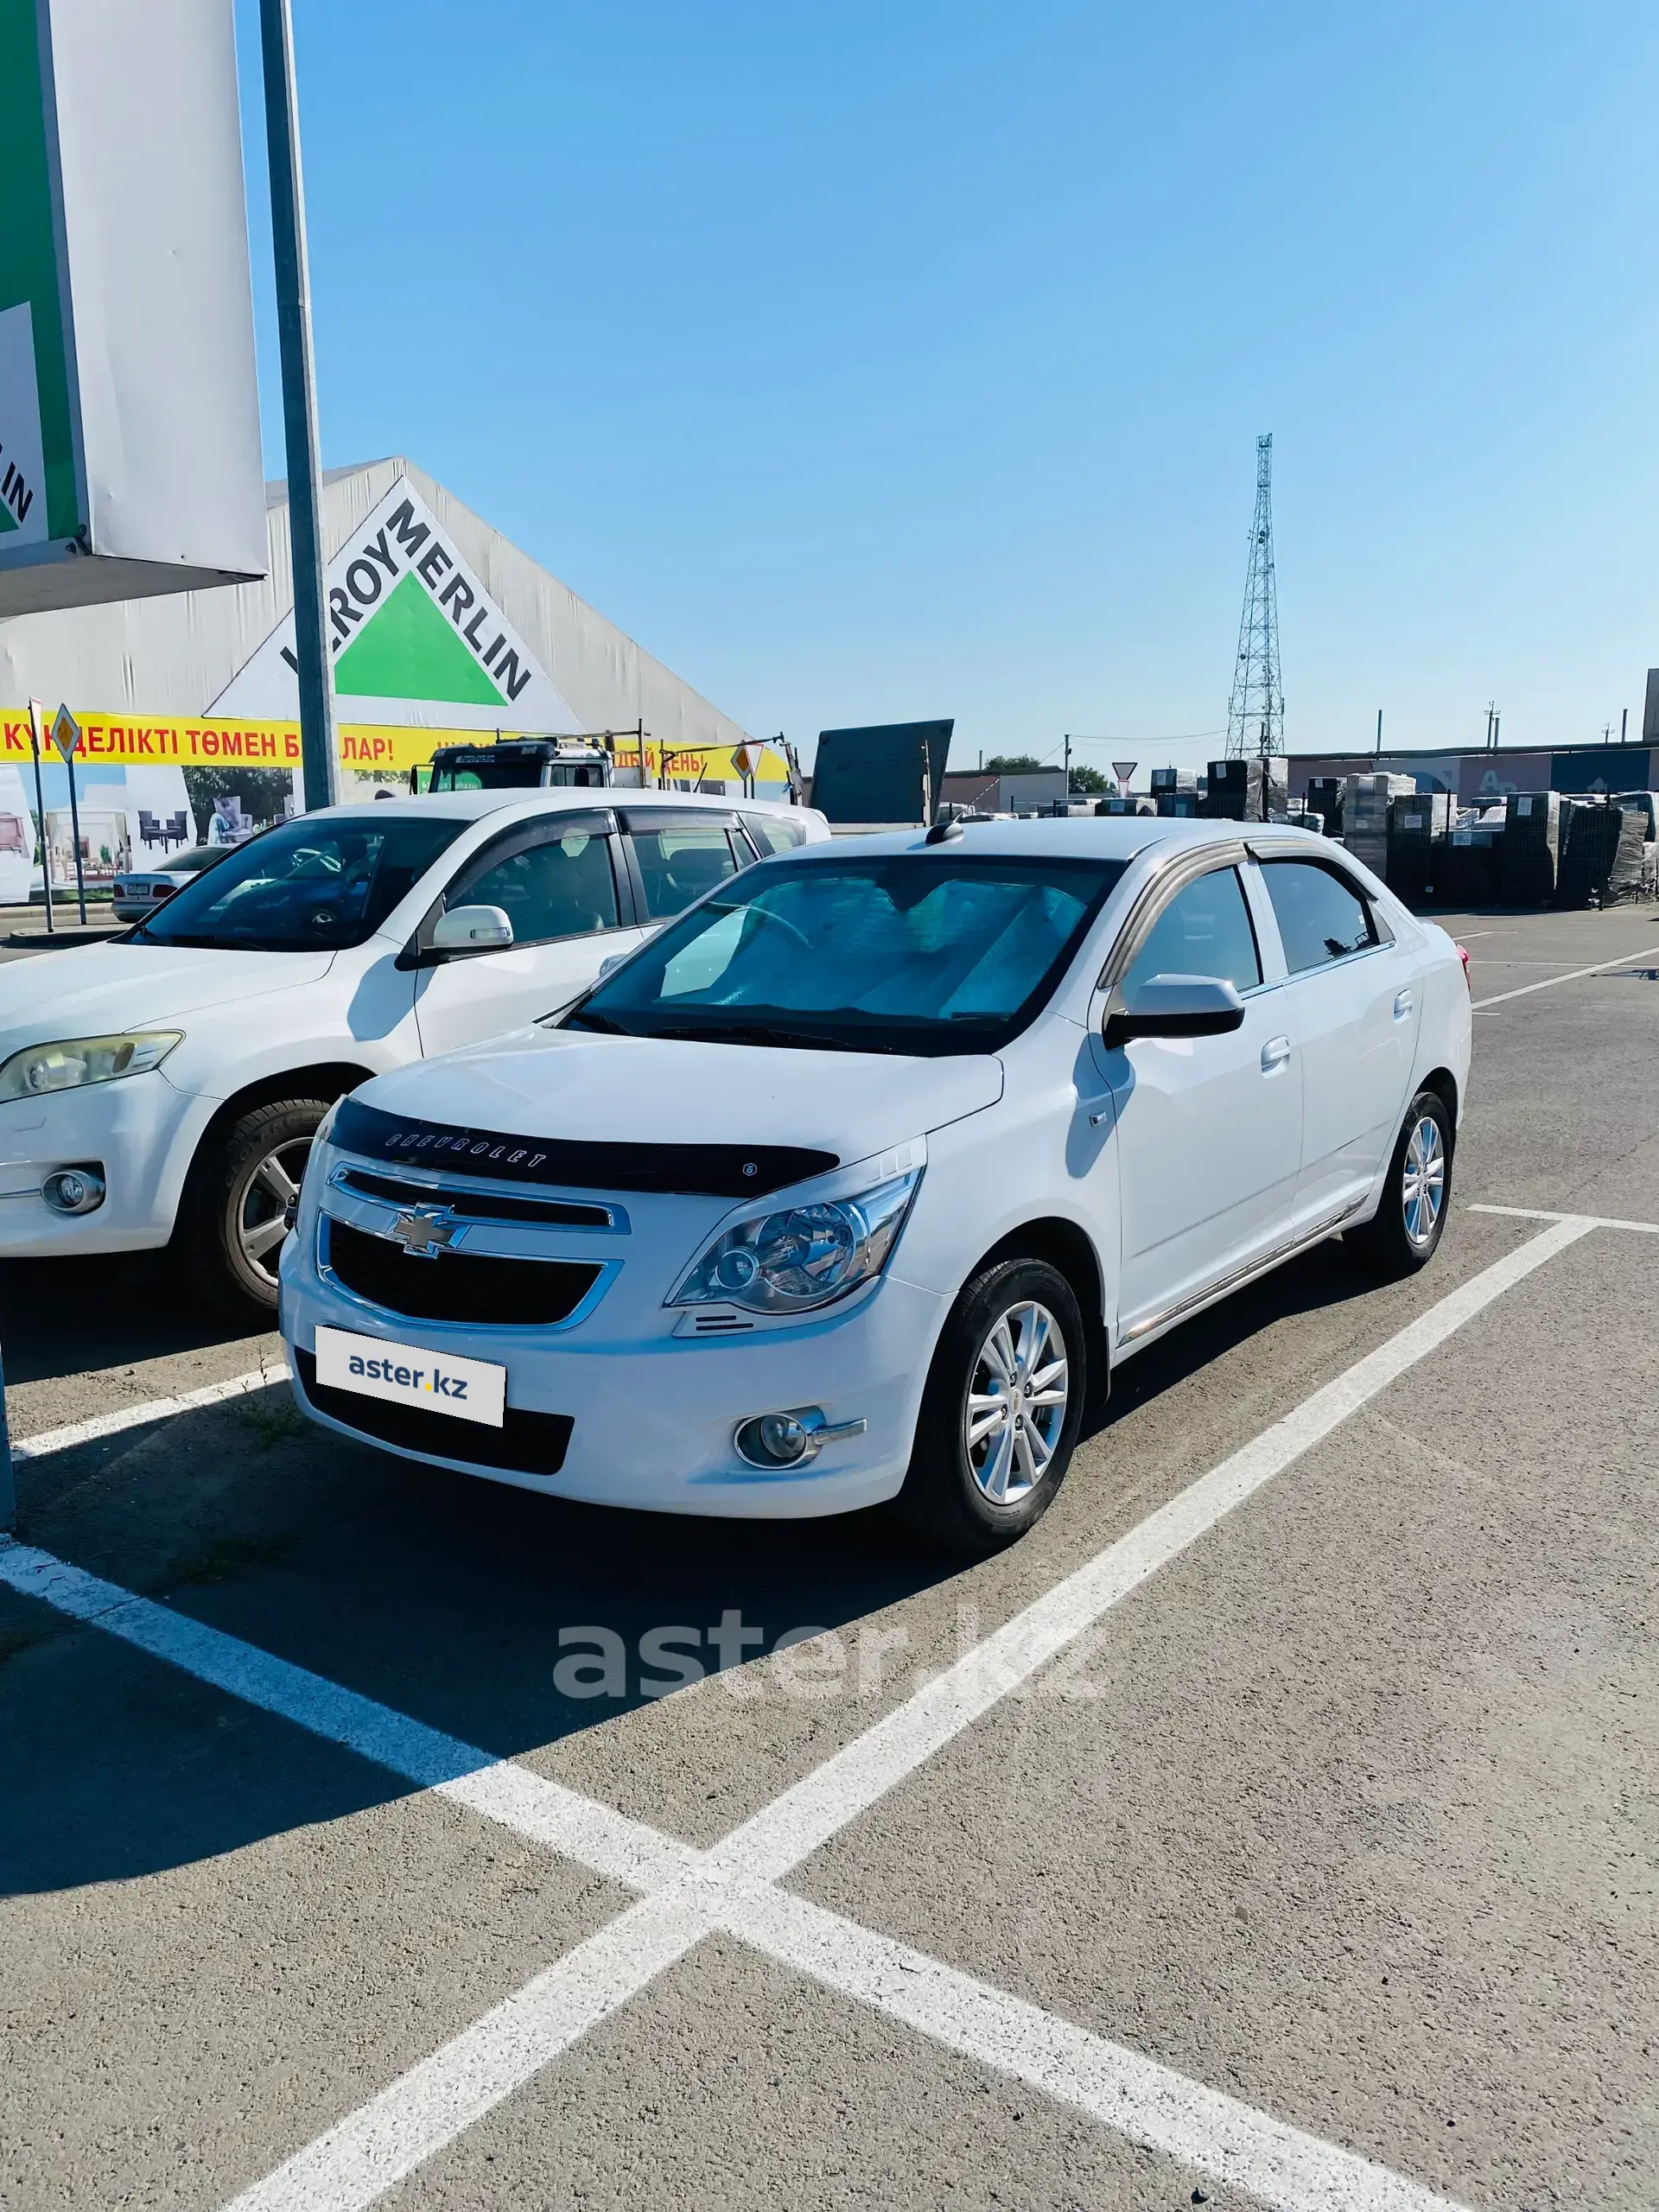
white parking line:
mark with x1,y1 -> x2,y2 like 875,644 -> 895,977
1469,942 -> 1659,1009
11,1363 -> 289,1461
1468,1202 -> 1659,1235
3,1220 -> 1590,2212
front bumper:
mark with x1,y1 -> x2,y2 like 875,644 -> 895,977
280,1251 -> 946,1520
0,1072 -> 206,1255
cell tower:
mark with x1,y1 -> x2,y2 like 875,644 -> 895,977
1225,433 -> 1284,759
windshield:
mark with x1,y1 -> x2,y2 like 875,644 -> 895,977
131,815 -> 469,951
564,853 -> 1126,1055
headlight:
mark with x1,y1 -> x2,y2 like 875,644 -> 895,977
669,1168 -> 922,1314
0,1032 -> 183,1103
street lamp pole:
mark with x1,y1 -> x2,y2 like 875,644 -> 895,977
259,0 -> 338,813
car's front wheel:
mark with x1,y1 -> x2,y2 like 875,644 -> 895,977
180,1096 -> 328,1317
894,1257 -> 1085,1555
1344,1088 -> 1452,1277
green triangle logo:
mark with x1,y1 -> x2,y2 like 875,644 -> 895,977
0,500 -> 16,535
334,570 -> 505,706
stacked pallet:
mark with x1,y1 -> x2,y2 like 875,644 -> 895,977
1341,772 -> 1415,880
1201,756 -> 1288,822
1306,777 -> 1344,836
1557,801 -> 1648,906
1440,823 -> 1502,906
1499,791 -> 1560,906
1387,791 -> 1453,904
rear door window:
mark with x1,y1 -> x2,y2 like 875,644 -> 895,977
743,812 -> 810,856
626,819 -> 744,920
1259,860 -> 1376,972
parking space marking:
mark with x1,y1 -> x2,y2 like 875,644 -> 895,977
0,1543 -> 696,1896
0,1219 -> 1591,2212
1469,1203 -> 1659,1235
11,1363 -> 289,1461
705,1212 -> 1592,1884
1469,942 -> 1659,1009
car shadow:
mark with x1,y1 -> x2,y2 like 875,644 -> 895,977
3,1232 -> 1389,1899
0,1250 -> 267,1386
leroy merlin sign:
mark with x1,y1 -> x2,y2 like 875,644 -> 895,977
213,477 -> 580,733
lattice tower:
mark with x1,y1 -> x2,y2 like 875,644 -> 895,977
1225,433 -> 1284,759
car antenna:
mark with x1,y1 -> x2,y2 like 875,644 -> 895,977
925,817 -> 963,844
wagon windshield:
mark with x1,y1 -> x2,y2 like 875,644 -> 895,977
128,815 -> 469,951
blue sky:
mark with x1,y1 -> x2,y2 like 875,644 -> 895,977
237,2 -> 1658,774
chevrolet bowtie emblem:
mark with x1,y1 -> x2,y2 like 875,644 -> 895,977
388,1206 -> 460,1257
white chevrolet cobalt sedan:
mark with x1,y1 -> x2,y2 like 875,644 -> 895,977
279,818 -> 1472,1554
0,787 -> 824,1311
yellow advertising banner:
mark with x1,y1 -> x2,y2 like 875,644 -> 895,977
0,711 -> 783,785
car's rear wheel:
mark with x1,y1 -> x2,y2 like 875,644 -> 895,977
894,1257 -> 1085,1555
180,1097 -> 328,1317
1344,1088 -> 1452,1277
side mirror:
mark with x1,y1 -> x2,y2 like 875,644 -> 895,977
1103,973 -> 1246,1048
595,950 -> 629,980
431,903 -> 514,954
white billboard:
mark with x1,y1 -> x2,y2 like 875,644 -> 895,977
0,0 -> 265,614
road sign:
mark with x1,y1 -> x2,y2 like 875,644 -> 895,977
733,742 -> 760,779
1112,759 -> 1137,794
51,704 -> 80,762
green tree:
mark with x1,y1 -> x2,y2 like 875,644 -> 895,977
1067,764 -> 1109,794
983,753 -> 1046,774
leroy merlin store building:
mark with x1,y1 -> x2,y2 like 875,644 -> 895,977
0,458 -> 782,893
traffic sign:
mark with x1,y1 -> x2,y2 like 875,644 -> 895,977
51,703 -> 80,762
1112,758 -> 1137,793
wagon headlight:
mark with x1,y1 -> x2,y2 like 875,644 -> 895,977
0,1032 -> 183,1103
669,1168 -> 922,1314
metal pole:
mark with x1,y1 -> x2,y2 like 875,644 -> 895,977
1622,706 -> 1629,745
66,750 -> 86,925
27,701 -> 54,937
259,0 -> 338,814
1375,708 -> 1382,760
0,1331 -> 13,1535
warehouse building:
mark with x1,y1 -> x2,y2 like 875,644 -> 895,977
0,458 -> 778,890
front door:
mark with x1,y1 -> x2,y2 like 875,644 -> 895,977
414,816 -> 644,1057
1253,856 -> 1420,1220
1095,861 -> 1303,1337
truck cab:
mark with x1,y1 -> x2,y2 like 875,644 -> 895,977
420,737 -> 614,793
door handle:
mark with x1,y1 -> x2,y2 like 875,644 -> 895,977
1261,1034 -> 1291,1072
1394,988 -> 1414,1020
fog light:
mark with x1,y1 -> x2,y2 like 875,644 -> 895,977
734,1405 -> 868,1471
43,1165 -> 106,1216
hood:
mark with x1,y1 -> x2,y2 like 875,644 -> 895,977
352,1027 -> 1003,1169
0,941 -> 336,1047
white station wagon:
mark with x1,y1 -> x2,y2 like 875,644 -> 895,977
278,817 -> 1472,1554
0,787 -> 825,1310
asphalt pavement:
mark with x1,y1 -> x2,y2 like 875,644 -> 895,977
2,899 -> 1657,2210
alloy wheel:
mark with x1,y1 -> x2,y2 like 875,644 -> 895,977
236,1135 -> 311,1289
963,1299 -> 1070,1506
1401,1115 -> 1446,1248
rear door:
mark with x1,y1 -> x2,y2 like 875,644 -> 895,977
1093,857 -> 1303,1337
1250,854 -> 1421,1219
412,811 -> 643,1055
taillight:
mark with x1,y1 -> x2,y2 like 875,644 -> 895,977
1456,943 -> 1471,989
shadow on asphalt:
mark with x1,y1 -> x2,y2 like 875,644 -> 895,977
0,1250 -> 264,1386
1,1234 -> 1386,1899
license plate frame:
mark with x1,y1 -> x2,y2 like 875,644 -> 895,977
314,1324 -> 507,1427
